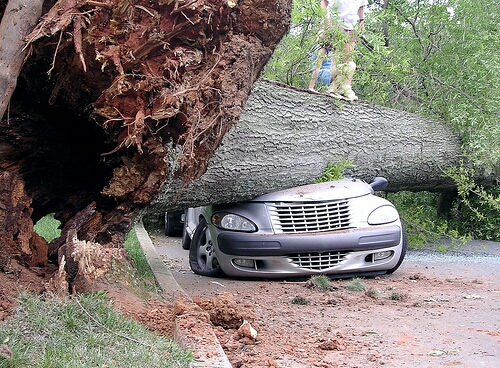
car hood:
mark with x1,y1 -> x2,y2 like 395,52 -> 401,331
251,178 -> 373,203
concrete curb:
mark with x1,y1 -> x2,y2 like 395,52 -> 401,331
134,221 -> 232,368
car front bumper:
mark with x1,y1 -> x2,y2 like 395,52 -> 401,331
216,224 -> 402,256
213,223 -> 405,278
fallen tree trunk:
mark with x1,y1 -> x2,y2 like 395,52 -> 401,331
148,80 -> 494,213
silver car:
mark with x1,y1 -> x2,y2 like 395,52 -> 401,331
181,177 -> 406,278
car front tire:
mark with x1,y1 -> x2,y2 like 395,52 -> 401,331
189,218 -> 224,277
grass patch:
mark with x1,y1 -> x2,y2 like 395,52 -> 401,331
342,278 -> 366,292
0,292 -> 193,368
365,287 -> 381,298
290,296 -> 310,305
386,292 -> 406,301
307,275 -> 332,292
110,228 -> 162,299
123,228 -> 155,281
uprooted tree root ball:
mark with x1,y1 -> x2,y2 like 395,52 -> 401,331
0,0 -> 291,294
22,0 -> 291,185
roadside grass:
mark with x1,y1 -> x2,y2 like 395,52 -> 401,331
123,227 -> 155,281
290,296 -> 310,305
11,215 -> 193,367
117,227 -> 162,298
385,292 -> 407,301
365,287 -> 381,299
0,292 -> 193,368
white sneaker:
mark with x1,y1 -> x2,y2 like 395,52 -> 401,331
327,88 -> 343,99
341,85 -> 358,101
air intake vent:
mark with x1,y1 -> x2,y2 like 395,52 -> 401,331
288,251 -> 350,270
267,200 -> 351,233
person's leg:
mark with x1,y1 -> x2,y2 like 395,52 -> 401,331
339,39 -> 358,100
329,34 -> 359,100
338,63 -> 358,100
309,47 -> 328,91
327,51 -> 342,94
327,30 -> 355,95
341,40 -> 355,85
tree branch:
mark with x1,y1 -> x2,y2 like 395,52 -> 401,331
0,0 -> 44,120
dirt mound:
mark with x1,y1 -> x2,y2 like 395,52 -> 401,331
0,260 -> 56,321
194,292 -> 255,330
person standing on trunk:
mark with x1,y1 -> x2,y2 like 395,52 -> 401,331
308,0 -> 367,101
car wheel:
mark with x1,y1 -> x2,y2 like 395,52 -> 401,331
386,225 -> 408,274
164,212 -> 177,236
189,218 -> 224,277
181,217 -> 191,250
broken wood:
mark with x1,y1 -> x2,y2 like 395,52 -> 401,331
0,171 -> 47,271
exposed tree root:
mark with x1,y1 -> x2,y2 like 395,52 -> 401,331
1,0 -> 291,292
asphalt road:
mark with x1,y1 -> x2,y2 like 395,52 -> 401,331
148,230 -> 500,367
150,232 -> 500,298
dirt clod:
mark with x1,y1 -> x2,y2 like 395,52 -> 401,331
318,337 -> 347,351
195,292 -> 254,330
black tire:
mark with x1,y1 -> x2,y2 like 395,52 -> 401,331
164,212 -> 182,237
164,213 -> 174,236
188,218 -> 224,277
181,218 -> 191,250
386,225 -> 408,274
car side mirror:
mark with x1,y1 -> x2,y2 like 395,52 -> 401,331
370,177 -> 388,191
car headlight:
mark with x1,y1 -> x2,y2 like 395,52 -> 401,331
212,213 -> 257,232
368,205 -> 399,225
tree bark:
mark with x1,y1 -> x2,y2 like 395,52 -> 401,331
0,0 -> 44,119
0,170 -> 47,272
148,80 -> 489,213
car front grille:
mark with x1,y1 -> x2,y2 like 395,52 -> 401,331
288,251 -> 350,270
267,200 -> 351,233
